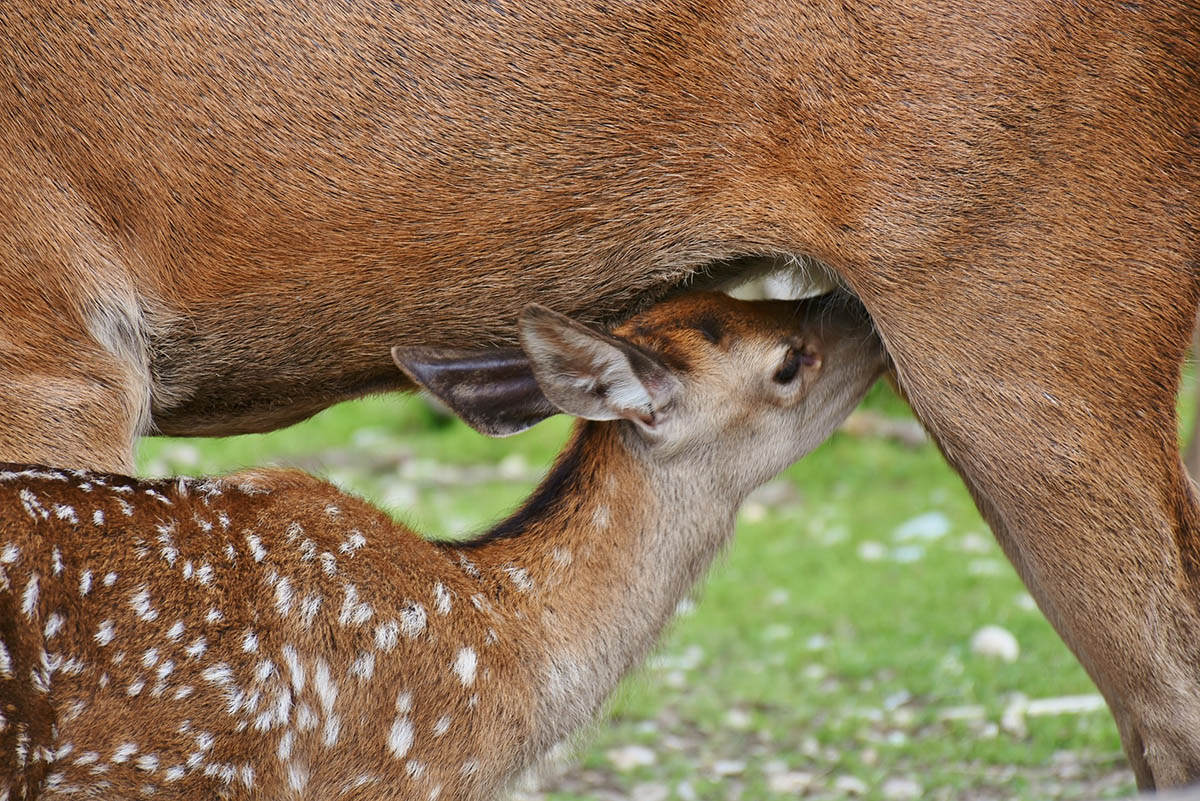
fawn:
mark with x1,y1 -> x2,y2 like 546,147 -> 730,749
0,292 -> 882,800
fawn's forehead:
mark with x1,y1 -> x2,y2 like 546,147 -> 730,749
614,293 -> 805,358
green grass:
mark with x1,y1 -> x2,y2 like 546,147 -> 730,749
136,374 -> 1192,800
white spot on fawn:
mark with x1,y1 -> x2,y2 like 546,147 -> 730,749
0,544 -> 17,563
339,531 -> 366,554
242,630 -> 259,653
375,621 -> 400,652
20,489 -> 48,520
112,743 -> 138,763
79,570 -> 93,595
314,660 -> 338,714
246,535 -> 266,562
323,716 -> 341,747
299,594 -> 322,627
51,547 -> 64,574
453,648 -> 477,686
434,583 -> 452,615
202,663 -> 234,685
277,730 -> 294,761
275,577 -> 293,616
282,645 -> 305,692
21,574 -> 39,618
130,586 -> 158,621
185,637 -> 208,659
95,620 -> 115,646
44,613 -> 64,639
167,621 -> 185,641
92,509 -> 105,526
433,715 -> 451,737
504,565 -> 534,592
51,503 -> 76,522
349,652 -> 375,681
399,602 -> 427,638
387,718 -> 414,759
338,584 -> 372,626
396,691 -> 412,715
0,640 -> 12,677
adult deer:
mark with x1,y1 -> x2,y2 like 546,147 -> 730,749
0,293 -> 883,800
0,0 -> 1196,790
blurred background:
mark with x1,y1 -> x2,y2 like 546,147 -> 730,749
135,354 -> 1194,801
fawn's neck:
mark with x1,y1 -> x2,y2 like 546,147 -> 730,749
463,421 -> 743,747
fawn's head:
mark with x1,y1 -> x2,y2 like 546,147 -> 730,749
393,291 -> 883,489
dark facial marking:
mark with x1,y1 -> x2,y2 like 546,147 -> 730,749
693,314 -> 724,345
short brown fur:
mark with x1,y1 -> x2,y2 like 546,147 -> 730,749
0,294 -> 883,800
0,0 -> 1198,788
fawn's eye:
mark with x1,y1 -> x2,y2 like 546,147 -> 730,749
773,347 -> 818,384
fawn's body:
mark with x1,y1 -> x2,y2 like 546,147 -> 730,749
0,294 -> 883,800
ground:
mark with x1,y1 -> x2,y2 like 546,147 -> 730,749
138,373 -> 1196,801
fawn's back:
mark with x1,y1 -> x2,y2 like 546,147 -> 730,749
0,466 -> 543,800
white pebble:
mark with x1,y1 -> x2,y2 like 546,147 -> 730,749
767,772 -> 815,794
856,541 -> 886,561
970,625 -> 1020,662
893,511 -> 950,541
833,776 -> 868,796
882,777 -> 924,801
606,745 -> 656,772
711,760 -> 745,777
630,782 -> 669,801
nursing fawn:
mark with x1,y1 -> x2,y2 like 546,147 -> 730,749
0,292 -> 882,800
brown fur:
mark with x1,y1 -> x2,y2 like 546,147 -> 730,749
0,0 -> 1198,789
0,294 -> 883,800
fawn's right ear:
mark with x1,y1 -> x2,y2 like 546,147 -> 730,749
519,304 -> 680,430
392,346 -> 558,437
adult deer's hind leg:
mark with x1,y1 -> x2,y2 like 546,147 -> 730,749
853,255 -> 1200,789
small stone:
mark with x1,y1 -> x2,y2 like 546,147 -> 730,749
881,777 -> 923,801
959,532 -> 993,553
498,453 -> 529,480
162,443 -> 200,467
1014,592 -> 1038,611
740,503 -> 768,523
725,708 -> 752,730
857,541 -> 886,561
805,633 -> 830,650
832,776 -> 868,796
767,772 -> 815,794
631,782 -> 669,801
970,625 -> 1020,662
676,781 -> 698,801
893,512 -> 950,541
712,760 -> 746,777
767,588 -> 790,606
606,745 -> 657,772
890,545 -> 925,563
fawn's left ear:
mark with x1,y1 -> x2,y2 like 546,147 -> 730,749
392,346 -> 558,437
519,304 -> 680,429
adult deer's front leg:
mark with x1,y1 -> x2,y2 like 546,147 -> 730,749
853,255 -> 1200,789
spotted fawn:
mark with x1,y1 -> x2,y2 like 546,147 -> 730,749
0,292 -> 882,800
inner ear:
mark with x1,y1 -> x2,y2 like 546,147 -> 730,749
518,304 -> 679,426
391,346 -> 558,437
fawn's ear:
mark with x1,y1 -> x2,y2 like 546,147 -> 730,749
518,304 -> 680,429
392,346 -> 558,437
